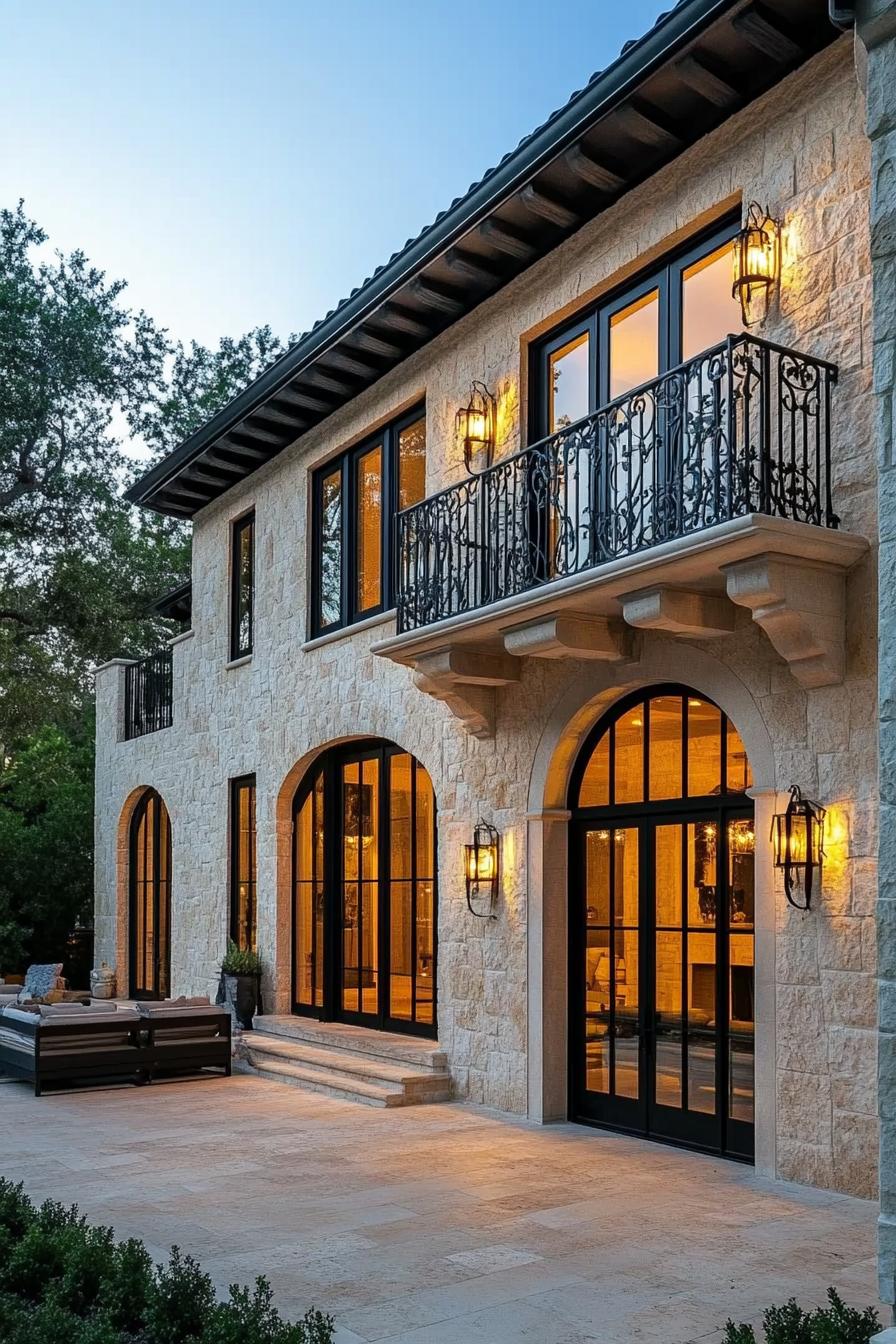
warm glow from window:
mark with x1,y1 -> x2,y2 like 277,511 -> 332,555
682,241 -> 742,360
549,332 -> 590,431
356,444 -> 382,612
609,290 -> 658,399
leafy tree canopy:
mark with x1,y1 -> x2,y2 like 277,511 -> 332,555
0,200 -> 290,749
0,200 -> 291,969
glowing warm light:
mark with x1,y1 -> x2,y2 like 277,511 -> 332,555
456,381 -> 496,472
772,785 -> 825,910
733,202 -> 781,325
464,820 -> 499,918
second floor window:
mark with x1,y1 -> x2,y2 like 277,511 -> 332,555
311,406 -> 425,636
230,511 -> 254,659
531,218 -> 742,438
230,774 -> 257,951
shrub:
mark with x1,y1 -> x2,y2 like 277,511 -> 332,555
724,1287 -> 880,1344
0,1179 -> 333,1344
221,939 -> 261,976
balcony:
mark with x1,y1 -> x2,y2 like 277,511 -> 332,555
124,648 -> 173,740
374,335 -> 868,737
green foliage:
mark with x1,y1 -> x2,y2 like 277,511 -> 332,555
0,1178 -> 334,1344
0,199 -> 290,970
221,938 -> 262,976
724,1287 -> 880,1344
0,718 -> 93,971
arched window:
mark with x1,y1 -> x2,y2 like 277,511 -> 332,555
569,687 -> 755,1161
293,741 -> 437,1037
129,790 -> 172,1000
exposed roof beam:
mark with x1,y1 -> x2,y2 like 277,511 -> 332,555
674,53 -> 740,105
614,101 -> 683,147
273,386 -> 335,415
207,446 -> 262,470
231,423 -> 284,446
478,218 -> 538,260
320,349 -> 381,379
220,435 -> 273,458
156,498 -> 194,517
407,278 -> 465,315
563,144 -> 625,193
160,483 -> 212,505
302,368 -> 356,396
349,329 -> 405,360
379,305 -> 432,339
443,249 -> 503,286
519,183 -> 578,228
249,405 -> 306,430
733,6 -> 801,60
184,462 -> 243,487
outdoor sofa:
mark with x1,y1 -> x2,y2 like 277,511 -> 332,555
0,998 -> 231,1096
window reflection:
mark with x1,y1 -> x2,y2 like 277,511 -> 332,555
319,469 -> 342,629
549,332 -> 590,431
356,445 -> 382,613
398,416 -> 427,511
609,290 -> 659,399
682,240 -> 741,361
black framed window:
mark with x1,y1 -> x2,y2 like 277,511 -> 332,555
310,406 -> 425,637
230,511 -> 255,659
530,217 -> 742,439
230,774 -> 257,951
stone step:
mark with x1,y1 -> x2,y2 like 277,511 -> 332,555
235,1056 -> 406,1107
241,1015 -> 453,1107
252,1014 -> 447,1071
244,1033 -> 450,1097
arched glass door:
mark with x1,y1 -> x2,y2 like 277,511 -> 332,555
293,741 -> 437,1037
569,687 -> 755,1159
129,790 -> 172,1001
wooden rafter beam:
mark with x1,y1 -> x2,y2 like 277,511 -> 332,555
563,144 -> 625,193
519,183 -> 578,228
478,218 -> 538,260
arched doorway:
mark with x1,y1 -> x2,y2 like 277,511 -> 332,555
129,789 -> 172,1000
292,740 -> 437,1037
569,686 -> 755,1159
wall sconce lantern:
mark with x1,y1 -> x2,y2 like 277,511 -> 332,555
456,380 -> 497,473
732,201 -> 781,325
464,820 -> 499,918
772,785 -> 826,910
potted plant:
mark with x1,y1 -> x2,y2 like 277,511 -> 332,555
217,940 -> 262,1030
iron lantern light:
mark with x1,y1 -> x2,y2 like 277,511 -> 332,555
464,820 -> 499,918
456,380 -> 497,473
732,201 -> 781,325
772,785 -> 825,910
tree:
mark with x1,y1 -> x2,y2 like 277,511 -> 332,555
0,200 -> 291,970
0,200 -> 291,750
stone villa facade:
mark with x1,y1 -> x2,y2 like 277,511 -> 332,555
93,0 -> 896,1308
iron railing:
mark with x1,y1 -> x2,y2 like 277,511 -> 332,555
124,648 -> 173,740
396,334 -> 838,633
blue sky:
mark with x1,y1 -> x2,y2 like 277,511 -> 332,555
2,0 -> 663,349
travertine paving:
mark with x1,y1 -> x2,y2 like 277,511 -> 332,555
0,1074 -> 880,1343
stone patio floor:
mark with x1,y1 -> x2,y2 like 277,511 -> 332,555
1,1072 -> 882,1343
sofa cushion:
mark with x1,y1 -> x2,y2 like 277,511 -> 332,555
137,1003 -> 224,1018
38,1001 -> 119,1017
38,1007 -> 141,1028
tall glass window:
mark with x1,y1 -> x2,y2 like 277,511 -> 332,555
230,511 -> 255,659
310,406 -> 425,636
230,775 -> 257,951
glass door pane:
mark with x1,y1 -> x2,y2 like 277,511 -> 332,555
654,824 -> 683,1109
605,290 -> 660,556
295,772 -> 325,1011
546,331 -> 592,578
342,757 -> 379,1016
728,818 -> 756,1126
356,446 -> 383,613
583,826 -> 639,1102
682,240 -> 741,361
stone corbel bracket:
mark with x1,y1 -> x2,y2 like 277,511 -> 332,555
724,554 -> 848,688
412,648 -> 521,740
620,587 -> 736,638
502,612 -> 632,662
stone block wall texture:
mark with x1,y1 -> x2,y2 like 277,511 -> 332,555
95,38 -> 878,1197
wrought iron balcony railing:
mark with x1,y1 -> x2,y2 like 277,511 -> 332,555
124,648 -> 173,740
396,334 -> 838,634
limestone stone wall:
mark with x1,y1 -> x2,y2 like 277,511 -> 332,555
95,37 -> 878,1197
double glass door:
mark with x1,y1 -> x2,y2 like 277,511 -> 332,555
531,219 -> 743,573
573,810 -> 755,1158
569,687 -> 756,1160
293,741 -> 437,1037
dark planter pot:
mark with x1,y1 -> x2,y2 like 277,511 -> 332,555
216,971 -> 260,1029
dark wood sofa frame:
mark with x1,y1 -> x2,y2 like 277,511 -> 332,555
0,1008 -> 232,1096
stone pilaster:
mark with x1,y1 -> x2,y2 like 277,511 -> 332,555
856,0 -> 896,1309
